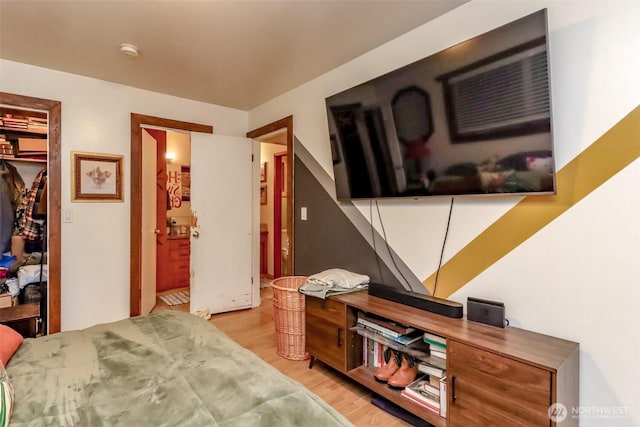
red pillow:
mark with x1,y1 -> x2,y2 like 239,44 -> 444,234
0,325 -> 24,366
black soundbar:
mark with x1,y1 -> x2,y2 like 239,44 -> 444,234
368,283 -> 463,318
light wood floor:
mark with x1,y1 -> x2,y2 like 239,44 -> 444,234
152,287 -> 412,427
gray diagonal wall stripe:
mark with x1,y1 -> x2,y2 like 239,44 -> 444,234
293,136 -> 427,294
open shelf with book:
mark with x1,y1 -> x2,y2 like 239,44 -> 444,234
351,326 -> 429,359
349,365 -> 447,427
0,126 -> 47,136
0,157 -> 47,164
349,323 -> 448,426
305,290 -> 580,427
1,107 -> 48,163
401,374 -> 447,418
352,310 -> 448,423
351,325 -> 447,369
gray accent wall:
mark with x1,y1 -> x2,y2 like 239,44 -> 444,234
293,137 -> 427,293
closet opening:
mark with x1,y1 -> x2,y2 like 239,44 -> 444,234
0,92 -> 61,335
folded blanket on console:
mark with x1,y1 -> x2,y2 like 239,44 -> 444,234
300,268 -> 369,299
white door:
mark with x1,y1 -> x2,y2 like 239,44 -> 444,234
141,129 -> 157,314
190,133 -> 253,313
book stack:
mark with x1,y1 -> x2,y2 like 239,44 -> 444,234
356,312 -> 423,346
1,115 -> 29,130
16,137 -> 47,161
423,331 -> 447,360
401,374 -> 447,417
362,337 -> 386,369
417,362 -> 445,386
0,135 -> 14,159
357,312 -> 427,368
27,117 -> 48,132
413,339 -> 447,417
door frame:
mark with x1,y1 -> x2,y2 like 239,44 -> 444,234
0,92 -> 61,334
130,114 -> 212,317
247,116 -> 293,276
273,150 -> 286,278
140,128 -> 169,294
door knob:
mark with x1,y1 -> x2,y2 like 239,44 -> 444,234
154,229 -> 161,234
192,230 -> 200,238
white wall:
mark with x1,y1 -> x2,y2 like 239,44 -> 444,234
0,59 -> 249,331
249,1 -> 640,426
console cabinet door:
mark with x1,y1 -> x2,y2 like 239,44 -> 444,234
448,340 -> 553,427
305,297 -> 346,372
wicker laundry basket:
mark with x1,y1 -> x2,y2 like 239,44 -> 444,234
271,276 -> 309,360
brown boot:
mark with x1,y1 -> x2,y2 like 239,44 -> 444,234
373,348 -> 401,383
387,353 -> 419,389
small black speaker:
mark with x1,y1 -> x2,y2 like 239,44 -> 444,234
467,297 -> 506,328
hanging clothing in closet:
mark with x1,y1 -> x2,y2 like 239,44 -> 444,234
15,168 -> 47,241
0,174 -> 14,253
0,161 -> 26,253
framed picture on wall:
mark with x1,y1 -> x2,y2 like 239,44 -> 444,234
71,151 -> 124,202
181,165 -> 191,201
260,183 -> 267,205
260,162 -> 267,182
281,155 -> 288,196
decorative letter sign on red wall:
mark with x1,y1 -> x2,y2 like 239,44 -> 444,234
167,169 -> 182,208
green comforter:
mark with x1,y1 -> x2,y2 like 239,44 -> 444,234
7,311 -> 353,426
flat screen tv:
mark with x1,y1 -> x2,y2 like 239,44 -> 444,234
325,9 -> 555,200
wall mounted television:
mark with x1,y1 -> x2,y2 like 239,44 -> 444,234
325,9 -> 555,200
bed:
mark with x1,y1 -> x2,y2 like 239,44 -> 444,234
3,311 -> 353,426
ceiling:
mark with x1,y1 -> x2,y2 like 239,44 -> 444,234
0,0 -> 467,111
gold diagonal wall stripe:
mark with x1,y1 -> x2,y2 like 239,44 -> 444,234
424,106 -> 640,298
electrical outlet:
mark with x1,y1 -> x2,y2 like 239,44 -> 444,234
301,207 -> 307,221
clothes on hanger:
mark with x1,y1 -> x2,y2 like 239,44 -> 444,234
33,174 -> 47,218
14,168 -> 47,241
0,160 -> 26,208
0,175 -> 14,253
0,161 -> 25,253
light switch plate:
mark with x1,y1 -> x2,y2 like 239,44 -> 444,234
63,208 -> 73,223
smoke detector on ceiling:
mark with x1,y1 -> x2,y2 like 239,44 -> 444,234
119,43 -> 139,57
